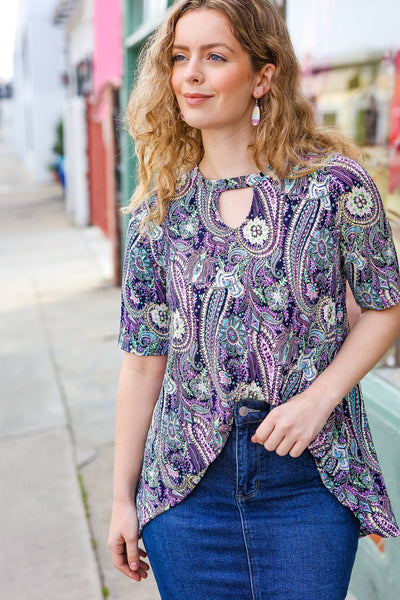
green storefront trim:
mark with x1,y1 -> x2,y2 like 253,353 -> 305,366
349,370 -> 400,599
120,1 -> 175,252
363,372 -> 400,430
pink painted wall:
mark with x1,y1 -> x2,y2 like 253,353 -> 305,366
93,0 -> 122,95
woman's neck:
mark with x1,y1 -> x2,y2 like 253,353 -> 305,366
199,125 -> 262,180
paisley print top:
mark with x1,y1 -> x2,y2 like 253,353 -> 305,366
119,153 -> 400,538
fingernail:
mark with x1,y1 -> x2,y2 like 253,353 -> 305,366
130,561 -> 139,570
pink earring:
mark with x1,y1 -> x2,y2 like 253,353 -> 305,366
252,99 -> 260,127
180,113 -> 185,121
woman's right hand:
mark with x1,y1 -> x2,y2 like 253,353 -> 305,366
107,500 -> 150,581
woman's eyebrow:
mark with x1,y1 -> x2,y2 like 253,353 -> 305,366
172,42 -> 234,52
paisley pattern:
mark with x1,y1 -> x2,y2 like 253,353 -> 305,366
119,154 -> 400,537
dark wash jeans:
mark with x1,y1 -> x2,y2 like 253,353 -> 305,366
142,399 -> 360,600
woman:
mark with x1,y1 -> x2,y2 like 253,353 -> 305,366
108,1 -> 400,598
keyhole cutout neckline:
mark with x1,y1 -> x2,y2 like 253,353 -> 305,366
195,164 -> 268,231
217,187 -> 254,230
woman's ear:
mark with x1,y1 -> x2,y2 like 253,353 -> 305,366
253,63 -> 276,99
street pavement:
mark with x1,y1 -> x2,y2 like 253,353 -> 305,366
0,132 -> 160,599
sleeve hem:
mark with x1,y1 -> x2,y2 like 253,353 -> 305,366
355,292 -> 400,311
118,334 -> 169,356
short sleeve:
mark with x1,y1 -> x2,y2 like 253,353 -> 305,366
339,160 -> 400,309
118,206 -> 170,355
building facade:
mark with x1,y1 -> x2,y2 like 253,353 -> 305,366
54,0 -> 94,227
13,0 -> 66,182
54,0 -> 122,282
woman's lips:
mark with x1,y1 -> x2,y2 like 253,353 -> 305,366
183,94 -> 212,106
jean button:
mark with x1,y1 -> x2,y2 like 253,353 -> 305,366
239,405 -> 249,417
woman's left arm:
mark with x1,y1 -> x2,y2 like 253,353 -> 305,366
252,302 -> 400,457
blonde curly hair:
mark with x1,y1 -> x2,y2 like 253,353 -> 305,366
126,0 -> 361,225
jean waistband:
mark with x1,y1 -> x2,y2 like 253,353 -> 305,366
234,399 -> 270,427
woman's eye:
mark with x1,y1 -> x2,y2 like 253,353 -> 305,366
209,53 -> 226,62
172,54 -> 186,63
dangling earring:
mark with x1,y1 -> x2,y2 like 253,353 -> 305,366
252,99 -> 260,127
180,113 -> 185,121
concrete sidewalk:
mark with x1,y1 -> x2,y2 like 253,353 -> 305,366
0,133 -> 160,599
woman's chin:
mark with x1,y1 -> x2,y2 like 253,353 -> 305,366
182,115 -> 213,130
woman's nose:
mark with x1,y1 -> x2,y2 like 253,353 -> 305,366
184,59 -> 204,84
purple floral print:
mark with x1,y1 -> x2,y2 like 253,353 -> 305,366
119,154 -> 400,537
